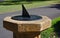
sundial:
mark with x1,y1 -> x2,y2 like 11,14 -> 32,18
11,4 -> 42,21
3,4 -> 51,38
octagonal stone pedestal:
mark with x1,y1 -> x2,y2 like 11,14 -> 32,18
3,16 -> 51,38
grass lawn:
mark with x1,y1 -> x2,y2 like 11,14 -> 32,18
41,17 -> 60,38
0,1 -> 56,14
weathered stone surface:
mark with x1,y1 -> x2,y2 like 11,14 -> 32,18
13,32 -> 41,38
3,16 -> 51,32
3,15 -> 51,38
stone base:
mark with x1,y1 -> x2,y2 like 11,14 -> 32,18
13,32 -> 41,38
3,16 -> 51,32
3,15 -> 51,38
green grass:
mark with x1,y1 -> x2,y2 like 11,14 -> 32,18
0,1 -> 56,14
41,17 -> 60,38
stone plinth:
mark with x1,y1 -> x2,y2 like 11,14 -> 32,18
3,16 -> 51,38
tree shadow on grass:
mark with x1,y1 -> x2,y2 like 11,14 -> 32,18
0,1 -> 32,6
0,0 -> 49,6
53,21 -> 60,37
48,4 -> 60,10
39,3 -> 60,10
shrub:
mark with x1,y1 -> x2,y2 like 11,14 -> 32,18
41,17 -> 60,38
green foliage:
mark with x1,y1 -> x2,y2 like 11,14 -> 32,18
41,28 -> 54,38
41,17 -> 60,38
3,0 -> 60,1
52,17 -> 60,26
4,0 -> 51,1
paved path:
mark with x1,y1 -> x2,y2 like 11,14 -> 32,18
0,6 -> 60,38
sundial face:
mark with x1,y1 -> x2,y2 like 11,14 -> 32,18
11,4 -> 42,21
